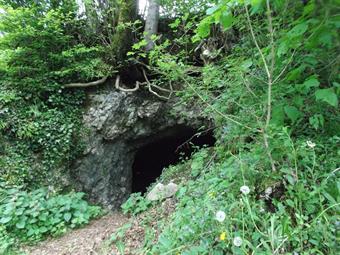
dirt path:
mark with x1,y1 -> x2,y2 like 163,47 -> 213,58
24,213 -> 128,255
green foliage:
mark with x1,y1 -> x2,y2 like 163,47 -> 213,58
0,181 -> 101,251
0,3 -> 108,250
0,89 -> 86,187
0,0 -> 339,253
121,192 -> 151,216
0,6 -> 109,92
160,0 -> 215,17
136,135 -> 339,254
315,87 -> 338,107
0,1 -> 109,187
121,0 -> 339,254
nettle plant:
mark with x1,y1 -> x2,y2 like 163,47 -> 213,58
0,182 -> 101,244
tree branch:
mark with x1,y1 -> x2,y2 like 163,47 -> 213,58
142,69 -> 172,100
245,2 -> 277,172
63,76 -> 109,88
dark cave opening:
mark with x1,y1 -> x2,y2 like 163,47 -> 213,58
131,127 -> 216,194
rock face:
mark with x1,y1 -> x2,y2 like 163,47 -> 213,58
72,87 -> 208,210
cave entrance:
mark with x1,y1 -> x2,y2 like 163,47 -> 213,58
131,126 -> 216,194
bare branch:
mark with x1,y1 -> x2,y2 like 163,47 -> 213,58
245,1 -> 276,172
63,76 -> 109,88
272,49 -> 296,84
142,69 -> 172,100
182,76 -> 252,130
244,4 -> 271,81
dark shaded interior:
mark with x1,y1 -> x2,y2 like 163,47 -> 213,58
119,65 -> 145,86
132,127 -> 216,194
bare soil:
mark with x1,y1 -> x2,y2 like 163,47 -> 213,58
22,198 -> 178,255
23,213 -> 128,255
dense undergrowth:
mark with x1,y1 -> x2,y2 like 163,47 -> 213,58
117,0 -> 339,254
0,0 -> 339,254
0,182 -> 101,254
0,1 -> 108,253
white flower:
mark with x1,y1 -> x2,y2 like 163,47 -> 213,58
233,236 -> 243,247
240,185 -> 250,195
215,210 -> 226,222
202,49 -> 210,56
306,140 -> 316,148
265,187 -> 273,197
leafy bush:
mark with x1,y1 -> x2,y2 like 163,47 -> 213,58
0,2 -> 110,188
0,182 -> 101,247
121,192 -> 151,216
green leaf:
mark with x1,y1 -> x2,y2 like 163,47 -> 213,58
206,5 -> 219,15
303,2 -> 315,16
287,65 -> 307,81
0,216 -> 12,224
315,88 -> 338,107
271,105 -> 285,126
241,59 -> 253,70
39,226 -> 49,233
318,30 -> 333,47
277,41 -> 288,57
289,22 -> 308,37
64,212 -> 72,222
159,235 -> 172,248
251,0 -> 263,13
191,159 -> 203,177
284,106 -> 302,122
196,17 -> 212,39
303,77 -> 320,90
309,114 -> 324,130
169,18 -> 180,29
16,218 -> 26,229
219,12 -> 234,30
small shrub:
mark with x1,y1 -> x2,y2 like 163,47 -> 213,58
0,183 -> 101,244
121,193 -> 151,216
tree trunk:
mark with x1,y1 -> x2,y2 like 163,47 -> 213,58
144,0 -> 159,52
111,0 -> 137,63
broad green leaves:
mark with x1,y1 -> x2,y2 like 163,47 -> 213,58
309,114 -> 324,130
284,106 -> 302,123
193,0 -> 236,42
250,0 -> 264,13
195,16 -> 213,41
0,185 -> 101,242
241,59 -> 253,71
219,12 -> 235,29
288,23 -> 308,37
315,88 -> 338,107
303,77 -> 320,91
121,193 -> 151,215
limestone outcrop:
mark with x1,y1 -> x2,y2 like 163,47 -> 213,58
71,87 -> 209,209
